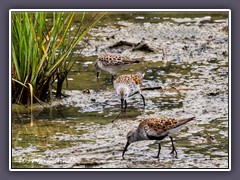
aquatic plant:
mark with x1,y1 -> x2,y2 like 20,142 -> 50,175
11,11 -> 105,104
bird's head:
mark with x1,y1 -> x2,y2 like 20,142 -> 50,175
118,87 -> 129,100
122,129 -> 138,158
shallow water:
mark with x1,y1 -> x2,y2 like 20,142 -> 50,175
11,12 -> 229,169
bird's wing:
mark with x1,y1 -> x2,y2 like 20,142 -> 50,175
131,74 -> 143,85
140,117 -> 179,140
139,118 -> 165,139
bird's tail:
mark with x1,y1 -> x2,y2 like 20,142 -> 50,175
178,117 -> 195,126
132,57 -> 144,63
133,60 -> 140,63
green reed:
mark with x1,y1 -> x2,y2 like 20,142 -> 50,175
11,12 -> 105,104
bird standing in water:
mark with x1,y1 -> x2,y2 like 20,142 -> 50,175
122,116 -> 195,159
94,53 -> 141,82
114,72 -> 145,112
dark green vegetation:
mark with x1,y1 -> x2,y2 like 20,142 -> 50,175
12,12 -> 104,104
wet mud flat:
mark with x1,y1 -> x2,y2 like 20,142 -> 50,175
12,13 -> 229,169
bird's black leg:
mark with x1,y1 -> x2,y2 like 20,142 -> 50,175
96,72 -> 101,91
124,100 -> 127,112
96,72 -> 100,79
140,93 -> 146,106
111,74 -> 115,84
122,141 -> 130,159
169,136 -> 177,157
121,99 -> 124,111
152,142 -> 161,159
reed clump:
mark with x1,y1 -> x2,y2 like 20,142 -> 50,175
12,12 -> 105,104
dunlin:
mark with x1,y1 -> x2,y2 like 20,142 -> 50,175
94,53 -> 141,82
114,72 -> 145,112
122,116 -> 195,159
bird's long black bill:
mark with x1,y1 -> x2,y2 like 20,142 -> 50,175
122,141 -> 130,158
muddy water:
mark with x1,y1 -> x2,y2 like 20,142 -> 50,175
12,12 -> 229,169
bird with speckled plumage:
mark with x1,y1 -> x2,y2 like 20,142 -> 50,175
114,72 -> 145,112
94,53 -> 141,82
122,116 -> 195,159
